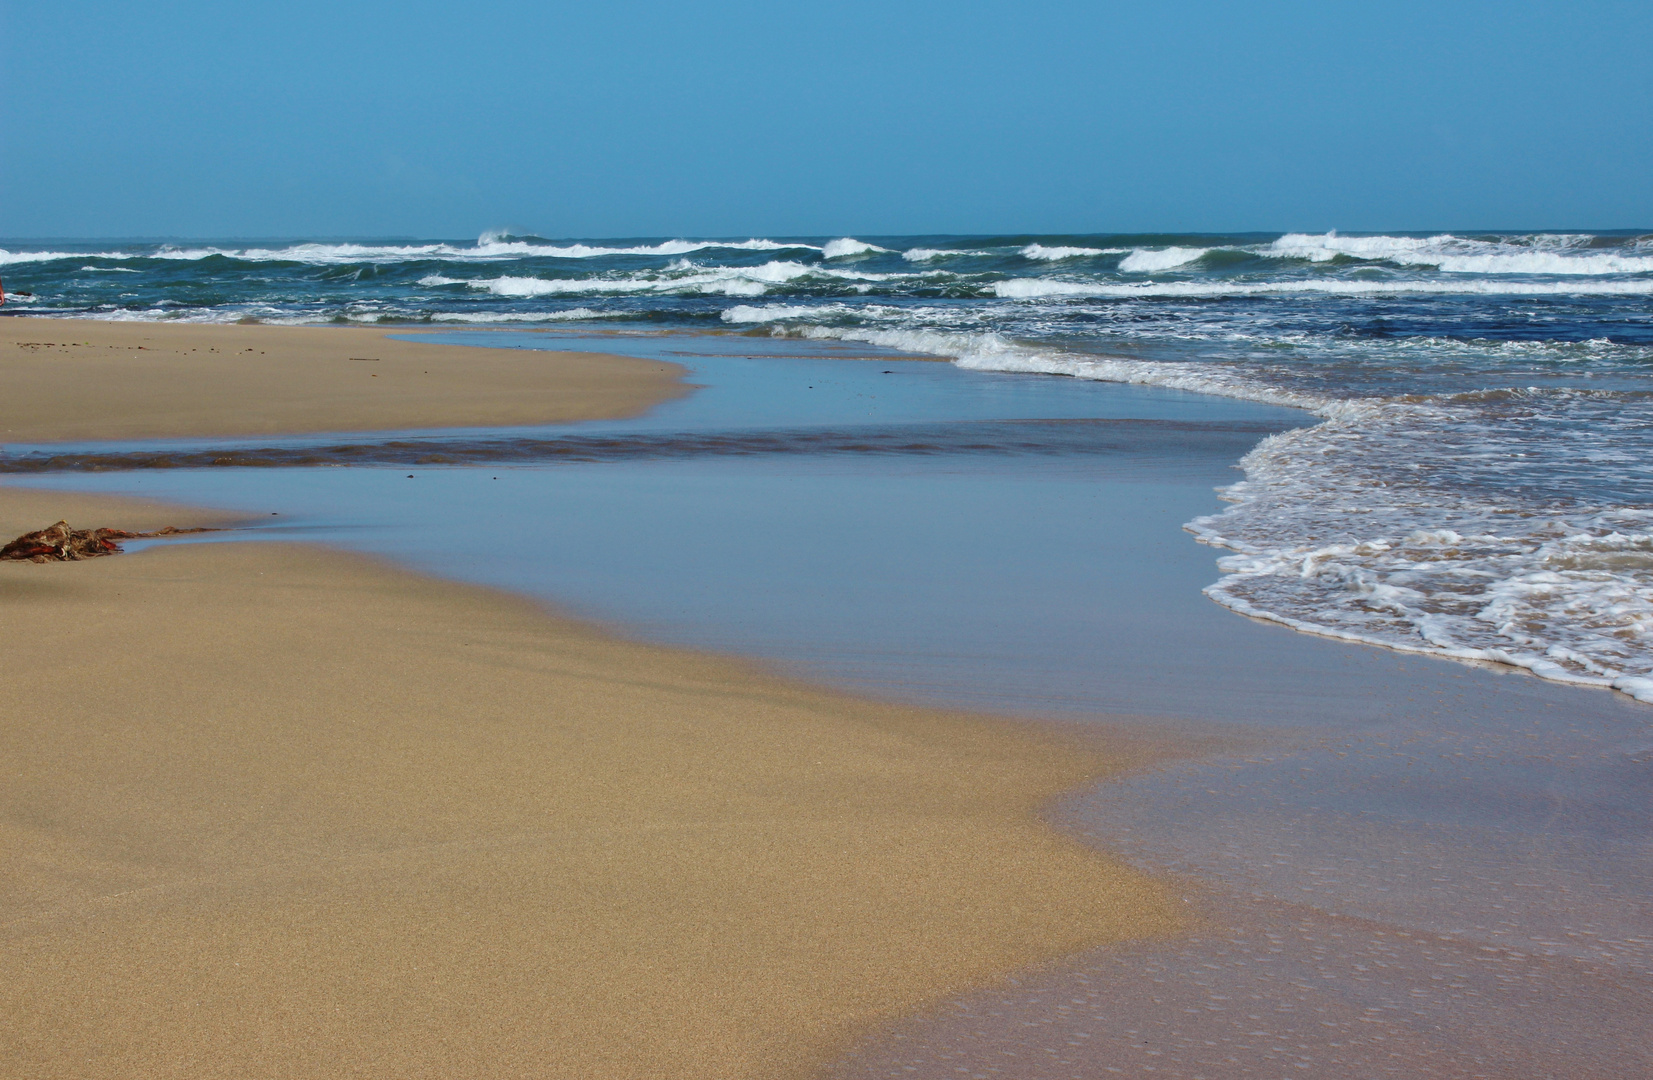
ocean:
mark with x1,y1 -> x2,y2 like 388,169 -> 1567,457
4,230 -> 1653,703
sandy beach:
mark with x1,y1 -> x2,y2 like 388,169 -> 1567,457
0,319 -> 687,442
0,321 -> 1180,1079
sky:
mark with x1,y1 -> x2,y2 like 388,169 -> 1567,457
1,1 -> 1649,239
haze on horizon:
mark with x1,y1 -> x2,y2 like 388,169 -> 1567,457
1,0 -> 1648,240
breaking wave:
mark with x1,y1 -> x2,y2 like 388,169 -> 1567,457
1262,232 -> 1653,275
994,277 -> 1653,298
0,234 -> 824,267
821,238 -> 891,259
1118,247 -> 1208,273
1020,244 -> 1121,261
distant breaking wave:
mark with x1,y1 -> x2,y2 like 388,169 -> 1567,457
1262,232 -> 1653,275
0,234 -> 907,267
1117,246 -> 1208,273
1020,244 -> 1125,261
994,277 -> 1653,298
821,238 -> 891,258
0,234 -> 826,267
7,230 -> 1652,277
418,260 -> 946,299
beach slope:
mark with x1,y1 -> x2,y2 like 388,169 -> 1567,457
0,532 -> 1178,1079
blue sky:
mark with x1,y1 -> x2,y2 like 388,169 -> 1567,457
1,1 -> 1648,238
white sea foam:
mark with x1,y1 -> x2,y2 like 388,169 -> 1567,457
723,304 -> 842,323
0,236 -> 823,267
1117,246 -> 1208,273
13,232 -> 1648,277
478,237 -> 818,259
994,277 -> 1653,299
429,308 -> 608,323
53,307 -> 264,324
1263,232 -> 1653,275
821,238 -> 891,259
902,247 -> 992,261
480,275 -> 673,297
42,301 -> 611,326
1,249 -> 141,265
460,260 -> 939,299
1019,244 -> 1121,260
1187,398 -> 1653,704
720,302 -> 905,324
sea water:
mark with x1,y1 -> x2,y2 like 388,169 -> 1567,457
6,229 -> 1652,703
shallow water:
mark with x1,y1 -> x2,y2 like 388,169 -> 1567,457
830,894 -> 1653,1079
11,330 -> 1321,722
832,676 -> 1653,1078
11,330 -> 1653,1076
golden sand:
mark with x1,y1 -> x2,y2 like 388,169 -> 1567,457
0,321 -> 1181,1078
0,318 -> 685,442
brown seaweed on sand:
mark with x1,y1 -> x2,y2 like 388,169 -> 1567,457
0,521 -> 216,563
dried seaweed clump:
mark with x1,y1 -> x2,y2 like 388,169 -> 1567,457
0,521 -> 213,563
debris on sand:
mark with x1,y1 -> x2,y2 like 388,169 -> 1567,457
0,521 -> 217,563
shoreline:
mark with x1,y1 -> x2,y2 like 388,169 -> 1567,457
1,320 -> 1187,1079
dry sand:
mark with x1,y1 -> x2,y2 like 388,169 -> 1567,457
0,317 -> 686,442
0,321 -> 1182,1078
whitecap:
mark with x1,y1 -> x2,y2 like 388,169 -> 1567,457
1262,232 -> 1653,275
1019,244 -> 1120,261
993,277 -> 1653,299
472,237 -> 821,259
0,235 -> 826,268
457,260 -> 935,299
902,247 -> 990,261
821,238 -> 892,259
720,302 -> 903,324
2,249 -> 138,265
1118,246 -> 1209,273
430,308 -> 610,323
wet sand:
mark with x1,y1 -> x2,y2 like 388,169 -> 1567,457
0,523 -> 1181,1080
0,320 -> 1184,1079
0,318 -> 686,441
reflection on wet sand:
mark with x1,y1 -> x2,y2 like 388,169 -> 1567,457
835,668 -> 1653,1077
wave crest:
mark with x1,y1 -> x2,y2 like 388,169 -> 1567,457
1118,247 -> 1208,273
1264,232 -> 1653,275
